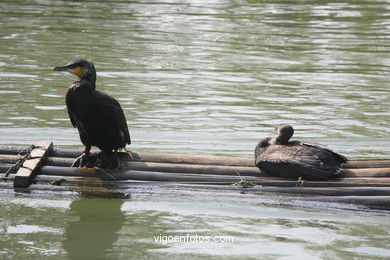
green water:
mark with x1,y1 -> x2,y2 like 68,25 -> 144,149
1,0 -> 390,258
1,196 -> 390,259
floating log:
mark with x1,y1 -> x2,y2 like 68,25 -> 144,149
13,141 -> 53,188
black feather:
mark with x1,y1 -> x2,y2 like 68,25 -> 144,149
56,60 -> 131,169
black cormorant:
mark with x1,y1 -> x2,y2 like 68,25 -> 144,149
53,59 -> 131,169
254,124 -> 347,180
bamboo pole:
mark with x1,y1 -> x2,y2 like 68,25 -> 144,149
2,144 -> 390,209
344,160 -> 390,169
341,168 -> 390,178
43,158 -> 261,176
310,196 -> 390,210
3,158 -> 390,178
121,161 -> 260,176
0,146 -> 28,155
35,166 -> 390,187
0,164 -> 15,173
0,154 -> 22,164
4,172 -> 390,197
1,179 -> 390,210
48,148 -> 254,166
48,150 -> 390,169
0,182 -> 131,199
1,146 -> 390,168
39,165 -> 261,184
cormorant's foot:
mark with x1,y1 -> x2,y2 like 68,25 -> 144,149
96,152 -> 120,170
71,152 -> 94,168
124,148 -> 134,160
230,179 -> 256,188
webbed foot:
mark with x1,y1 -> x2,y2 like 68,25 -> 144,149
124,147 -> 134,160
71,152 -> 94,168
96,151 -> 120,170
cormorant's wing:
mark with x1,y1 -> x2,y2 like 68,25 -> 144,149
94,91 -> 131,145
67,109 -> 77,128
65,82 -> 80,128
300,141 -> 348,164
254,137 -> 272,159
255,144 -> 322,169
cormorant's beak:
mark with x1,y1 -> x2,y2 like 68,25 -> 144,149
53,65 -> 71,72
53,65 -> 82,77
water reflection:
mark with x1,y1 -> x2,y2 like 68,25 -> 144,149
63,198 -> 125,259
1,195 -> 390,259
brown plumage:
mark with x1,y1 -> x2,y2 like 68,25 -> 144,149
255,124 -> 347,180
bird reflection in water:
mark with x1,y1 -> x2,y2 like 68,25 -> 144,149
63,198 -> 126,259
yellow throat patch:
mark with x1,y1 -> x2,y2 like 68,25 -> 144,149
73,67 -> 83,77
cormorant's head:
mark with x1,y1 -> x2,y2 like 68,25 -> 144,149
53,59 -> 96,82
275,124 -> 294,144
259,137 -> 272,147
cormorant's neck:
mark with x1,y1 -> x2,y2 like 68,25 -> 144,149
79,74 -> 96,90
275,133 -> 292,145
85,73 -> 96,84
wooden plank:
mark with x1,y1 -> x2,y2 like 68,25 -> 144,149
13,140 -> 53,188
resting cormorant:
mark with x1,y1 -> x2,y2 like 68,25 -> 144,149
53,59 -> 131,169
254,124 -> 347,180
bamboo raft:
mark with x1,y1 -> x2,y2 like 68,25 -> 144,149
1,140 -> 390,210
